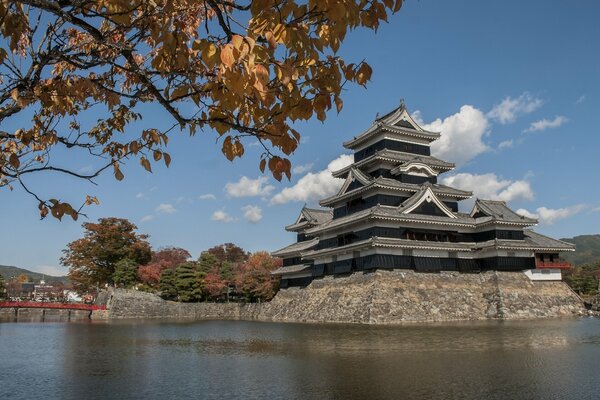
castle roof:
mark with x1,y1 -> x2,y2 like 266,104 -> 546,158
320,178 -> 472,207
271,238 -> 319,257
343,104 -> 440,149
285,207 -> 333,232
271,264 -> 313,276
331,150 -> 455,178
471,199 -> 537,224
306,202 -> 538,235
302,237 -> 475,259
476,230 -> 575,252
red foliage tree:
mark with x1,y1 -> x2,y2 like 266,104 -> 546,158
233,251 -> 282,302
207,243 -> 248,264
138,247 -> 191,287
203,267 -> 228,301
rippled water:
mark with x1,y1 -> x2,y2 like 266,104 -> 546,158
1,318 -> 599,400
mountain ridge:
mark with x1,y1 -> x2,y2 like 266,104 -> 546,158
0,265 -> 69,284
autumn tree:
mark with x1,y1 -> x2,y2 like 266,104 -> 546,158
207,243 -> 248,265
203,267 -> 229,301
16,274 -> 31,283
138,247 -> 191,287
159,269 -> 178,301
233,251 -> 282,301
0,0 -> 403,219
61,217 -> 152,292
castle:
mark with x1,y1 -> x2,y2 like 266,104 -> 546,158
272,103 -> 574,287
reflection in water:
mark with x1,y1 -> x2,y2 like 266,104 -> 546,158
1,318 -> 599,400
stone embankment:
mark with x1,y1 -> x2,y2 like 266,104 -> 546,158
94,270 -> 586,324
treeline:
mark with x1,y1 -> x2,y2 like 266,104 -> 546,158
61,218 -> 281,302
563,262 -> 600,299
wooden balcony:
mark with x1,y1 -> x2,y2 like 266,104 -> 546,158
535,260 -> 572,269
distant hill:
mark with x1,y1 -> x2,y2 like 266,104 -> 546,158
560,235 -> 600,266
0,265 -> 69,284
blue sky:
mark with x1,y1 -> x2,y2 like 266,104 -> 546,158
2,0 -> 599,276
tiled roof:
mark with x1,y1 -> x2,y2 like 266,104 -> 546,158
302,237 -> 475,259
271,238 -> 319,257
332,150 -> 454,178
523,230 -> 575,250
320,178 -> 472,207
306,203 -> 537,235
343,113 -> 440,149
271,264 -> 313,276
305,205 -> 475,235
285,207 -> 332,231
477,231 -> 575,251
472,199 -> 537,224
302,208 -> 333,224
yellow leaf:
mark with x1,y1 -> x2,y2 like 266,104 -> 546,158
141,157 -> 152,172
335,97 -> 343,113
153,150 -> 162,161
9,153 -> 20,169
220,44 -> 235,68
231,35 -> 244,50
202,43 -> 219,68
163,153 -> 171,167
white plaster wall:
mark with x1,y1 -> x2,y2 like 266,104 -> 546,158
524,269 -> 562,281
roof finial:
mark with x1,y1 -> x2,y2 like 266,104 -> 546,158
375,112 -> 380,120
399,98 -> 405,108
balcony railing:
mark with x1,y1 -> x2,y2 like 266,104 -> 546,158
535,261 -> 572,269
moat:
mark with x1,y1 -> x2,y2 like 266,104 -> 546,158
1,318 -> 599,400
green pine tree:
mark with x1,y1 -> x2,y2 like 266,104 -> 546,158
159,269 -> 178,300
0,274 -> 6,300
176,262 -> 203,302
198,252 -> 219,274
220,261 -> 234,281
112,258 -> 139,288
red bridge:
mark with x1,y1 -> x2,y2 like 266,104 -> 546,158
0,301 -> 106,311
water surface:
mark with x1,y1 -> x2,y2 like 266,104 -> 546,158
1,318 -> 599,400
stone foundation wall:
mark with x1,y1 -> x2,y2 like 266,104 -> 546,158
95,271 -> 585,324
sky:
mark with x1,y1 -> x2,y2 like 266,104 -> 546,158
2,0 -> 599,276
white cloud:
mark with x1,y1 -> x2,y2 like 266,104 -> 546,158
212,209 -> 236,223
488,92 -> 543,124
224,176 -> 275,198
270,154 -> 353,205
135,192 -> 144,199
242,205 -> 263,223
498,140 -> 513,150
419,105 -> 489,166
156,203 -> 176,214
441,173 -> 534,202
523,116 -> 568,133
199,193 -> 216,200
141,215 -> 154,222
516,205 -> 585,225
292,163 -> 314,174
576,95 -> 586,104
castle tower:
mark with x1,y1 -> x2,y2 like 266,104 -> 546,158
272,103 -> 574,287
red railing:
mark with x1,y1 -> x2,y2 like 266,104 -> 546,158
0,301 -> 106,311
535,261 -> 572,269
